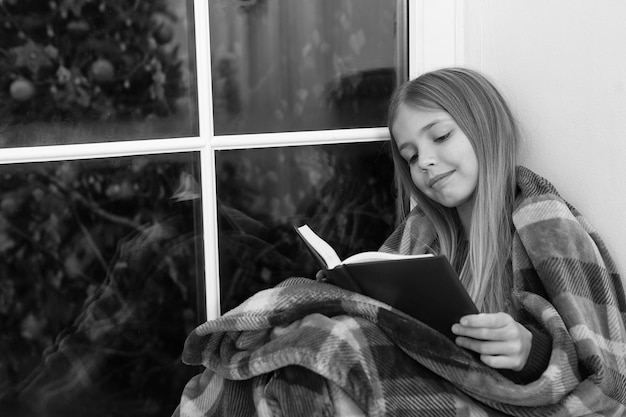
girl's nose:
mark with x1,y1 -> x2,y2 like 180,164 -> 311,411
417,149 -> 437,171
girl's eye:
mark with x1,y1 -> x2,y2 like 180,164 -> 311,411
408,154 -> 418,164
435,132 -> 451,142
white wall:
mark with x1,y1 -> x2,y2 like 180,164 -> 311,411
457,0 -> 626,276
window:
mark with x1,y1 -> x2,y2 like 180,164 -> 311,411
210,0 -> 404,312
0,0 -> 458,415
1,1 -> 204,415
0,154 -> 204,416
210,0 -> 401,134
0,0 -> 198,145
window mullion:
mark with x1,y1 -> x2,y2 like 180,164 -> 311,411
211,128 -> 390,151
0,137 -> 206,165
194,0 -> 214,139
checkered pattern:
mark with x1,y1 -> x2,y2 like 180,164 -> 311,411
174,167 -> 626,416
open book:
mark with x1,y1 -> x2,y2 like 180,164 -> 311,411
295,224 -> 434,269
295,224 -> 478,340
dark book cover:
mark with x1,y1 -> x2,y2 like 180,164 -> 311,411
327,256 -> 478,340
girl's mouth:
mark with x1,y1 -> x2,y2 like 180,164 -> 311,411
428,170 -> 454,188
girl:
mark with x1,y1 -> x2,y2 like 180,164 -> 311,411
382,67 -> 620,382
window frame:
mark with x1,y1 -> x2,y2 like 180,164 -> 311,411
0,0 -> 461,319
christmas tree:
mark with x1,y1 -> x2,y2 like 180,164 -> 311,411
0,0 -> 187,126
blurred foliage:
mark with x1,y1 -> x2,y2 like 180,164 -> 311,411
0,153 -> 204,417
216,141 -> 398,313
0,0 -> 188,124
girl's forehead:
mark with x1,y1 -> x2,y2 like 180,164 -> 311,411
396,103 -> 451,119
394,105 -> 454,129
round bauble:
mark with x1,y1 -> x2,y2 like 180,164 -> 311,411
10,78 -> 36,102
90,59 -> 115,83
154,23 -> 174,44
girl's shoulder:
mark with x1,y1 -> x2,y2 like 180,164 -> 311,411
514,166 -> 574,213
515,166 -> 562,201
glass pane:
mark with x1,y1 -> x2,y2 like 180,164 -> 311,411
0,153 -> 205,416
216,141 -> 397,313
0,0 -> 198,147
210,0 -> 403,135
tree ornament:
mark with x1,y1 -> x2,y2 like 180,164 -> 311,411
90,58 -> 115,84
11,41 -> 54,74
10,78 -> 36,102
56,65 -> 72,84
154,23 -> 174,45
67,20 -> 90,35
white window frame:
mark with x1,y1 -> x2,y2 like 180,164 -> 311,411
0,0 -> 461,320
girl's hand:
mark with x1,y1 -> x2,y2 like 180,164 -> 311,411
315,269 -> 327,282
451,312 -> 532,371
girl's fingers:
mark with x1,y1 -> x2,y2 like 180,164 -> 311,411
451,323 -> 518,341
454,337 -> 522,356
315,269 -> 327,281
458,312 -> 513,328
452,313 -> 518,341
479,354 -> 524,370
455,337 -> 527,370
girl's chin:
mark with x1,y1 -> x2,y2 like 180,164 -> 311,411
431,195 -> 474,209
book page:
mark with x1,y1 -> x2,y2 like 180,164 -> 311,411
296,225 -> 343,269
343,251 -> 433,265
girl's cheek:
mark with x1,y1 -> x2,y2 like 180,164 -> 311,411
412,177 -> 427,193
410,170 -> 424,187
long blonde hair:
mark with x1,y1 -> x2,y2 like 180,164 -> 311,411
388,68 -> 519,313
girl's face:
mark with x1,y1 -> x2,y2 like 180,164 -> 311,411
392,104 -> 479,210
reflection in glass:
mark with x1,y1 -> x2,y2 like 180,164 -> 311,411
0,153 -> 205,416
216,142 -> 397,313
0,0 -> 198,146
210,0 -> 402,134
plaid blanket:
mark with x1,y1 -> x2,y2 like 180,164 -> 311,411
174,167 -> 626,416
